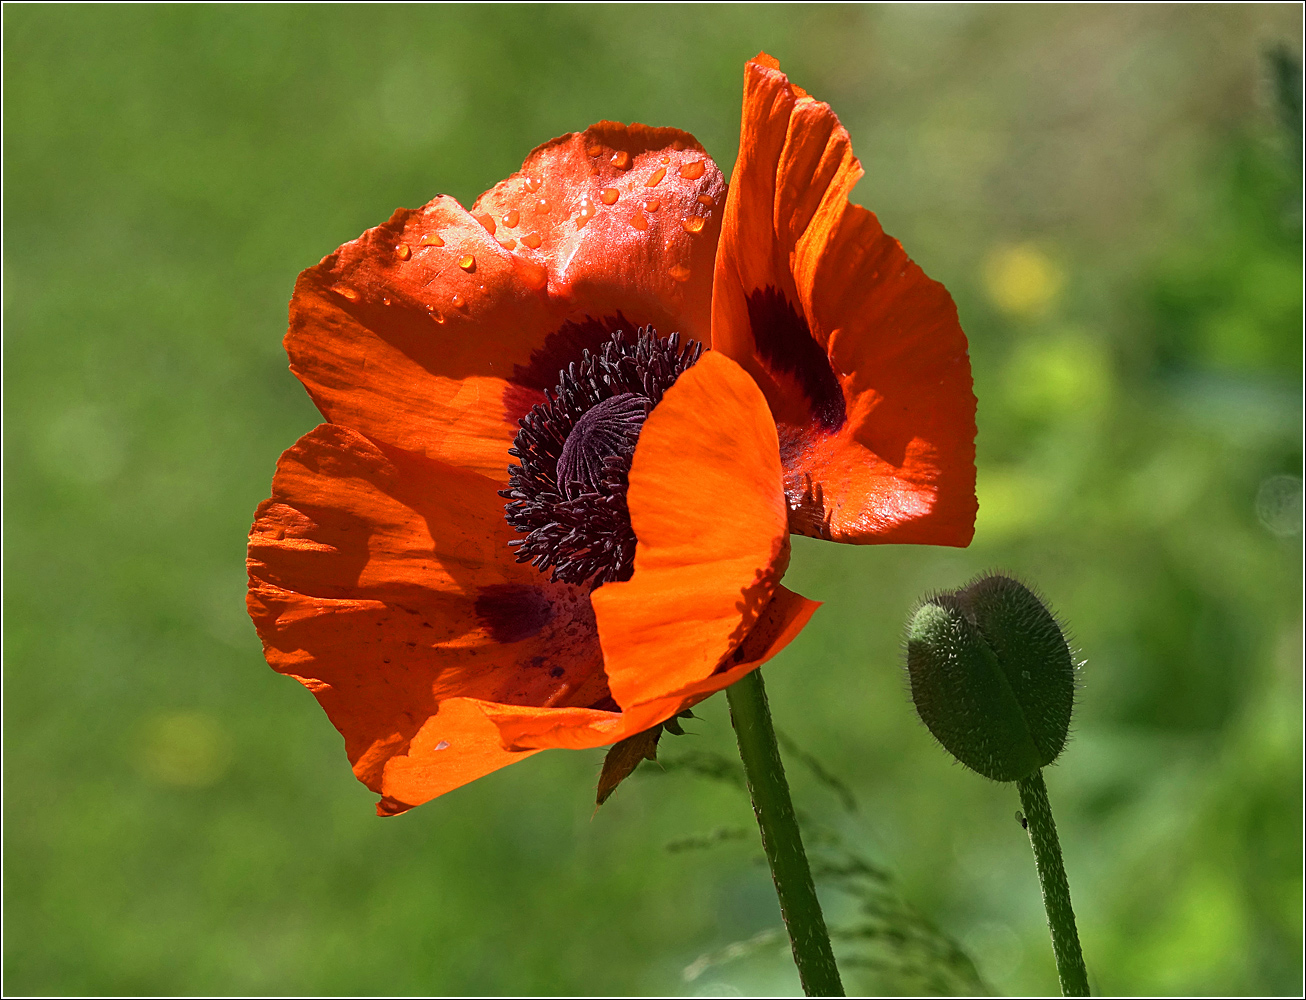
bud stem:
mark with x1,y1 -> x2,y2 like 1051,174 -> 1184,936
1016,769 -> 1090,996
727,668 -> 845,997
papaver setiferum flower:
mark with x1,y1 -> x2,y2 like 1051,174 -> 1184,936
247,54 -> 975,816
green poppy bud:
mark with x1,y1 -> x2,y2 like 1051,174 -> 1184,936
906,574 -> 1075,782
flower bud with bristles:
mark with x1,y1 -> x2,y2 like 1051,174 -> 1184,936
906,573 -> 1075,782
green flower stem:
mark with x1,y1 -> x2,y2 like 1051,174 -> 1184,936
727,668 -> 845,997
1016,769 -> 1090,997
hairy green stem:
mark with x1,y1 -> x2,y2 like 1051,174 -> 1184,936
1017,769 -> 1090,996
727,668 -> 845,997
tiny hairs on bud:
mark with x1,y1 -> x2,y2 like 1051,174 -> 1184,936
905,573 -> 1076,782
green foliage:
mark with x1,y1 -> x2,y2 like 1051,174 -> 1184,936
655,743 -> 989,996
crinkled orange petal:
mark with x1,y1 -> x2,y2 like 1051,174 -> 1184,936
483,583 -> 819,751
247,423 -> 611,815
713,54 -> 977,546
287,123 -> 725,482
472,122 -> 726,349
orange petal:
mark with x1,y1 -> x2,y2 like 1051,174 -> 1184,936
476,352 -> 812,754
713,54 -> 977,546
594,351 -> 789,709
288,200 -> 560,481
247,423 -> 610,813
288,124 -> 726,484
372,699 -> 541,816
472,122 -> 726,350
482,584 -> 820,751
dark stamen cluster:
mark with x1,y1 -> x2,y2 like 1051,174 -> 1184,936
501,327 -> 703,586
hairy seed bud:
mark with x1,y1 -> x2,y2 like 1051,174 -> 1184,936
906,574 -> 1075,782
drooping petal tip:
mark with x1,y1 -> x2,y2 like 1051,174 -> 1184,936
713,55 -> 977,548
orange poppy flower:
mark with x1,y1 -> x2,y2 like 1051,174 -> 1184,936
713,55 -> 977,546
247,124 -> 818,816
247,58 -> 976,817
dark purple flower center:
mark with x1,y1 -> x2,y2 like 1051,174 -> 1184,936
501,327 -> 702,587
556,392 -> 650,500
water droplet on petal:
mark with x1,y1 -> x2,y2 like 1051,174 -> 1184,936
435,740 -> 450,751
536,198 -> 551,214
331,285 -> 359,302
587,142 -> 602,156
629,214 -> 648,231
522,232 -> 543,249
475,213 -> 496,235
382,296 -> 391,306
645,166 -> 666,187
600,187 -> 620,205
611,150 -> 630,170
643,199 -> 660,212
429,307 -> 445,324
575,197 -> 597,229
668,264 -> 691,282
697,194 -> 715,207
459,254 -> 475,272
395,243 -> 411,260
660,154 -> 670,164
420,233 -> 444,247
504,209 -> 520,228
524,175 -> 541,193
683,216 -> 705,233
679,160 -> 705,180
451,293 -> 466,308
499,237 -> 517,250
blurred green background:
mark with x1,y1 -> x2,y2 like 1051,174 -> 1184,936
4,4 -> 1301,996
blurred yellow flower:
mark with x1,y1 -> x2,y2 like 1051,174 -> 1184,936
139,711 -> 232,788
983,243 -> 1065,317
